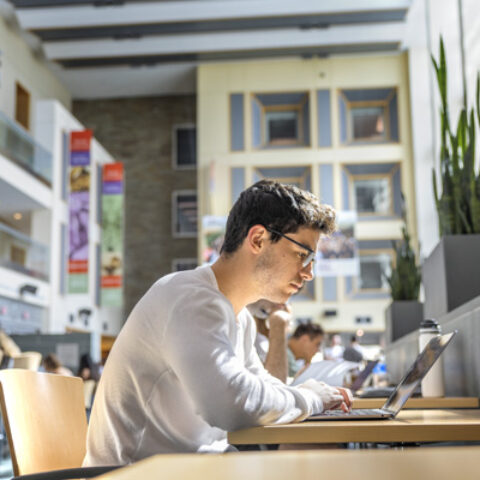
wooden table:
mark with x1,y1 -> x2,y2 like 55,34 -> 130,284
96,447 -> 480,480
228,409 -> 480,445
352,396 -> 479,409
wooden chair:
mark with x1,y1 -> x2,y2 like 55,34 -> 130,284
83,379 -> 97,409
11,352 -> 42,370
0,369 -> 119,480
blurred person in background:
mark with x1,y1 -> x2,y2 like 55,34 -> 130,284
324,333 -> 345,361
343,335 -> 364,363
287,323 -> 325,379
78,353 -> 101,381
43,353 -> 73,376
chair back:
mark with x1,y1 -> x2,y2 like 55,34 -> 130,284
83,379 -> 97,409
11,351 -> 42,370
0,369 -> 88,476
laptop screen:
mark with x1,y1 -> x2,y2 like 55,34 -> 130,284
382,331 -> 457,414
350,360 -> 378,392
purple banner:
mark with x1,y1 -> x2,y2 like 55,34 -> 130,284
69,191 -> 90,261
70,150 -> 91,166
102,181 -> 123,195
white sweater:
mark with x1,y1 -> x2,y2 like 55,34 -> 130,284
84,266 -> 323,465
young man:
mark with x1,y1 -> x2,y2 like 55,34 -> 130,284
84,180 -> 352,465
287,323 -> 325,378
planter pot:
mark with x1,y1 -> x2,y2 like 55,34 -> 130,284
385,301 -> 424,344
422,234 -> 480,319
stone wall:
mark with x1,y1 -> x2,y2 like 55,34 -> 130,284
73,95 -> 197,321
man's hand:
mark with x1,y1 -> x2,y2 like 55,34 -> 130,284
298,379 -> 353,412
268,308 -> 291,335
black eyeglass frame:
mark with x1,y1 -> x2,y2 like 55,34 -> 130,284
265,227 -> 316,267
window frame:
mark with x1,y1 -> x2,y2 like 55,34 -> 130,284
262,104 -> 303,147
338,88 -> 398,145
172,189 -> 198,239
15,81 -> 31,131
172,123 -> 197,170
347,100 -> 390,143
252,165 -> 312,191
350,172 -> 395,217
353,248 -> 394,294
172,258 -> 198,272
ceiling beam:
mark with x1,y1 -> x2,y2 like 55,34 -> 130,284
43,22 -> 406,60
16,0 -> 412,30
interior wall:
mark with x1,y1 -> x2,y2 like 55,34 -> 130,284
73,95 -> 197,319
0,15 -> 71,127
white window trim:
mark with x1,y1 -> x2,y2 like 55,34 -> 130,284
172,189 -> 198,238
172,123 -> 196,170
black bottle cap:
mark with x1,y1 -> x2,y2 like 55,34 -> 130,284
420,318 -> 439,329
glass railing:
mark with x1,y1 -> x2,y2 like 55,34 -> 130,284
0,222 -> 49,281
0,110 -> 52,185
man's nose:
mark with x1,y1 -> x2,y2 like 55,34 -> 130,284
300,261 -> 314,281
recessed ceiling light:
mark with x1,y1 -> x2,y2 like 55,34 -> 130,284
13,213 -> 22,220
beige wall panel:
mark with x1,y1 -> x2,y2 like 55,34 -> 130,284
197,93 -> 229,153
0,17 -> 71,124
355,220 -> 403,240
198,52 -> 415,333
329,55 -> 405,87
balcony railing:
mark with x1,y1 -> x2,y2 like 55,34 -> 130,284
0,110 -> 53,185
0,222 -> 49,281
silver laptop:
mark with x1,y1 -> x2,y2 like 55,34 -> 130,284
307,331 -> 457,421
349,360 -> 378,393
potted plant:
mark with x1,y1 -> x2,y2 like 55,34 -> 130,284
422,37 -> 480,318
385,209 -> 423,343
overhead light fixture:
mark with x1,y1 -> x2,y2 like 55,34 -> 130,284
19,284 -> 37,296
13,212 -> 22,220
78,308 -> 92,326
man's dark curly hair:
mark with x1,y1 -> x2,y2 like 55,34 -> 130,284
221,180 -> 336,255
291,322 -> 325,340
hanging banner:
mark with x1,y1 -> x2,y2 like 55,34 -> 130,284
68,130 -> 92,293
101,163 -> 124,307
315,210 -> 360,277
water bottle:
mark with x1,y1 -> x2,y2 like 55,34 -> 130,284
418,318 -> 445,397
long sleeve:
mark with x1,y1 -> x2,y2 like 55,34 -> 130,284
162,290 -> 323,432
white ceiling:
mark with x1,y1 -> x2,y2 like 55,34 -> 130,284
3,0 -> 412,99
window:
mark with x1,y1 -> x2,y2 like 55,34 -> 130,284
252,166 -> 312,191
173,125 -> 196,169
172,190 -> 197,237
350,106 -> 386,141
10,245 -> 26,266
172,258 -> 198,272
265,109 -> 299,145
15,82 -> 30,131
358,251 -> 392,291
353,176 -> 391,215
338,88 -> 399,144
251,92 -> 310,149
342,163 -> 401,218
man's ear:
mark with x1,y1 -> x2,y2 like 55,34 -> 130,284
245,224 -> 268,254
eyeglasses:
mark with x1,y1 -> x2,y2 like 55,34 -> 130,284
265,227 -> 316,267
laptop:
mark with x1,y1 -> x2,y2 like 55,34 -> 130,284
307,330 -> 457,421
349,360 -> 378,393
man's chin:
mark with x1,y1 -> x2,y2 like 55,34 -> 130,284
263,292 -> 291,304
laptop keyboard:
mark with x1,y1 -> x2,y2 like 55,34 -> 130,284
322,409 -> 382,417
